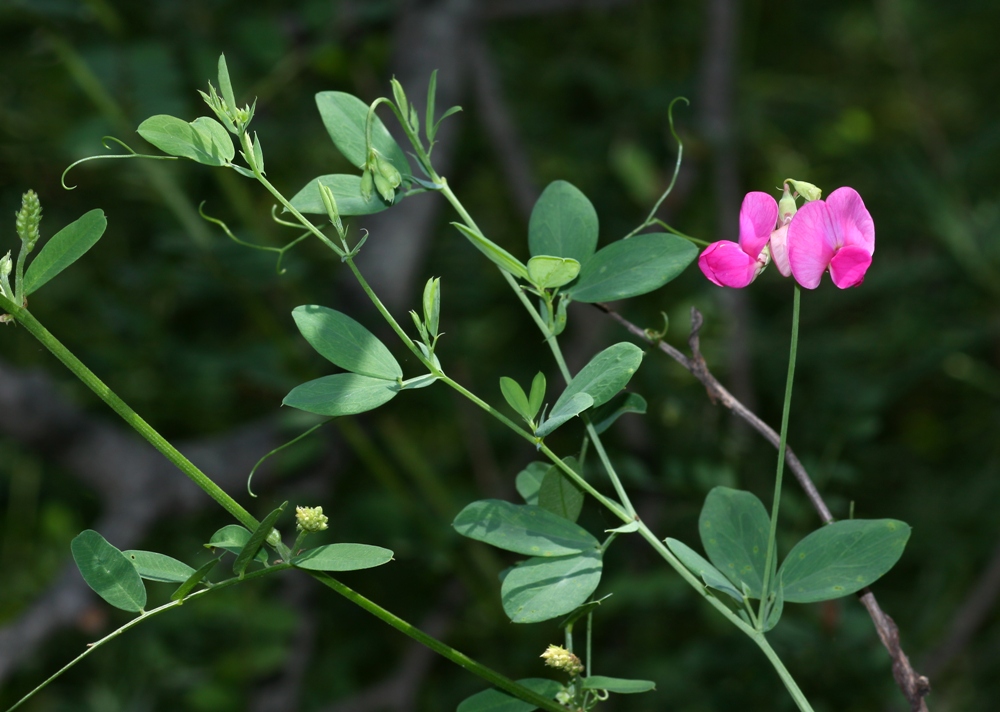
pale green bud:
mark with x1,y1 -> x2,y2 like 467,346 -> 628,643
778,182 -> 798,225
540,645 -> 583,676
785,179 -> 822,202
422,277 -> 440,338
374,153 -> 402,189
295,505 -> 329,533
360,169 -> 374,202
15,190 -> 42,251
373,171 -> 395,203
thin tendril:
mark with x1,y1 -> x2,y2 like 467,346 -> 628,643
61,137 -> 178,189
246,418 -> 333,496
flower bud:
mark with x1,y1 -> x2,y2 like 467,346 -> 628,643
360,169 -> 374,202
785,179 -> 822,202
374,153 -> 402,189
295,506 -> 329,533
540,644 -> 583,676
778,183 -> 797,225
373,171 -> 395,203
15,190 -> 42,252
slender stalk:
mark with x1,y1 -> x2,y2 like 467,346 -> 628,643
309,572 -> 567,712
0,293 -> 258,531
758,285 -> 801,622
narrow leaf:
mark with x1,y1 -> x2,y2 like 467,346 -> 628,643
534,392 -> 593,438
217,54 -> 237,113
566,232 -> 698,303
283,373 -> 399,416
589,392 -> 647,435
292,305 -> 401,380
290,174 -> 394,216
293,543 -> 394,571
452,223 -> 530,280
527,373 -> 546,420
502,550 -> 603,623
529,181 -> 598,263
699,487 -> 771,598
779,519 -> 911,603
170,556 -> 221,601
71,530 -> 146,612
500,377 -> 532,421
233,502 -> 286,577
23,209 -> 107,296
665,537 -> 742,602
581,676 -> 656,694
123,550 -> 196,583
456,679 -> 562,712
452,499 -> 599,556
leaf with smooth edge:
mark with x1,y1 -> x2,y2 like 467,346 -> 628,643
456,679 -> 562,712
283,373 -> 399,416
590,392 -> 647,435
763,581 -> 783,632
551,343 -> 643,417
502,550 -> 603,623
217,54 -> 237,114
534,392 -> 593,438
290,174 -> 394,215
665,537 -> 742,602
527,373 -> 546,419
581,676 -> 656,694
606,521 -> 640,534
779,519 -> 911,603
137,115 -> 232,166
23,209 -> 107,296
292,305 -> 401,380
452,223 -> 530,280
191,116 -> 235,162
293,543 -> 394,571
170,557 -> 220,601
526,255 -> 580,289
233,502 -> 286,577
452,499 -> 599,556
123,550 -> 196,583
528,181 -> 598,263
699,487 -> 771,598
537,461 -> 584,523
515,462 -> 549,505
71,530 -> 146,612
500,377 -> 532,421
566,233 -> 698,303
205,524 -> 266,564
315,91 -> 410,176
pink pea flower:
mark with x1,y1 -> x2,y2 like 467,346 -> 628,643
698,191 -> 778,288
787,187 -> 875,289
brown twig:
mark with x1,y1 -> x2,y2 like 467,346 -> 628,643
595,303 -> 930,711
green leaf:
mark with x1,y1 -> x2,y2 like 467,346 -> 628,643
551,343 -> 643,417
283,373 -> 400,416
581,676 -> 656,694
422,276 -> 441,337
292,543 -> 394,571
314,91 -> 410,176
457,679 -> 562,712
217,54 -> 237,114
763,581 -> 784,632
502,550 -> 603,623
453,499 -> 599,556
137,114 -> 234,166
779,519 -> 911,603
233,502 -> 286,578
500,377 -> 532,421
699,487 -> 772,598
289,174 -> 394,216
534,393 -> 593,437
589,392 -> 647,435
292,305 -> 401,380
205,524 -> 267,564
170,556 -> 221,601
71,530 -> 146,613
123,550 -> 196,583
665,537 -> 742,602
606,521 -> 640,534
23,209 -> 107,296
537,459 -> 584,523
527,373 -> 546,420
526,255 -> 580,290
452,223 -> 530,280
566,233 -> 698,303
515,462 -> 550,505
528,181 -> 598,264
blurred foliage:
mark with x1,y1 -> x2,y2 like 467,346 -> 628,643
1,0 -> 999,710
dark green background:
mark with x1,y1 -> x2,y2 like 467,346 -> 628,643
1,1 -> 998,710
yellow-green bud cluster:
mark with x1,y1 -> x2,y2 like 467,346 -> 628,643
15,190 -> 41,251
540,644 -> 584,676
295,506 -> 329,533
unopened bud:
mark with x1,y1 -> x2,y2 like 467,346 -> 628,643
785,179 -> 822,202
374,153 -> 402,189
15,190 -> 42,251
295,505 -> 329,533
778,183 -> 798,225
540,644 -> 584,676
373,171 -> 395,203
360,169 -> 374,202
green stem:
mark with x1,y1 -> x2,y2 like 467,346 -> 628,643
309,572 -> 567,712
758,285 -> 801,622
0,293 -> 258,531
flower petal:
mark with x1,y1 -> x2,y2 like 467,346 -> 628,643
739,192 -> 779,259
769,225 -> 791,277
698,240 -> 760,288
788,200 -> 837,289
825,187 -> 875,254
828,245 -> 872,288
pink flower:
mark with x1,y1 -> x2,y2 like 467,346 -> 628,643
698,192 -> 778,288
787,187 -> 875,289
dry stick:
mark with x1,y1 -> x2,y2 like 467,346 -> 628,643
595,302 -> 931,712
